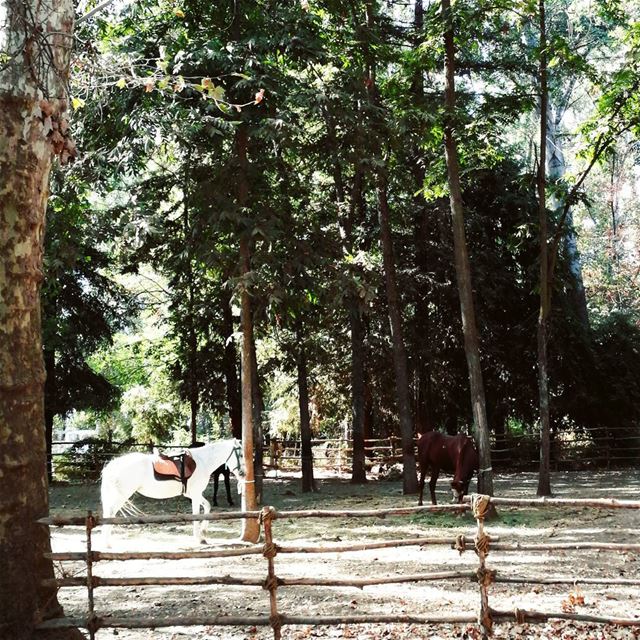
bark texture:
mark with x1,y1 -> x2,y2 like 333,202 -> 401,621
376,178 -> 419,494
441,0 -> 494,499
362,0 -> 418,494
546,102 -> 589,330
221,284 -> 242,439
0,0 -> 81,637
536,0 -> 552,497
296,324 -> 317,493
250,333 -> 264,502
328,144 -> 366,485
235,126 -> 260,542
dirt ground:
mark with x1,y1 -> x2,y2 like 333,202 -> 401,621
49,469 -> 640,640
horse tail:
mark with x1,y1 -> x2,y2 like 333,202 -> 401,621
119,499 -> 145,517
100,456 -> 143,517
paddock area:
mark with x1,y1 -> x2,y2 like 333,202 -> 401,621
47,470 -> 640,639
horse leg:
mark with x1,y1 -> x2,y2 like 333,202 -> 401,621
101,487 -> 128,548
101,501 -> 114,549
224,467 -> 233,506
192,495 -> 210,544
191,496 -> 203,544
429,469 -> 439,505
418,466 -> 427,506
200,496 -> 211,540
212,470 -> 220,507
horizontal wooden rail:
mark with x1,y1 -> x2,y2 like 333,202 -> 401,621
481,541 -> 640,552
491,608 -> 640,627
463,496 -> 640,509
45,569 -> 478,590
37,612 -> 481,631
46,534 -> 479,562
493,575 -> 640,586
38,503 -> 469,527
46,546 -> 264,561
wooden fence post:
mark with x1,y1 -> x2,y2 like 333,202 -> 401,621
261,506 -> 282,639
472,495 -> 494,639
86,510 -> 98,639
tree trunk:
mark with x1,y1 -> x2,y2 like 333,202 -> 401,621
546,104 -> 589,330
44,346 -> 56,482
0,1 -> 83,637
327,142 -> 367,484
411,0 -> 434,436
376,177 -> 419,494
221,285 -> 242,439
349,301 -> 367,483
296,323 -> 317,493
235,125 -> 260,542
184,198 -> 199,446
536,0 -> 552,497
442,0 -> 494,499
250,333 -> 264,503
348,168 -> 368,484
362,0 -> 417,494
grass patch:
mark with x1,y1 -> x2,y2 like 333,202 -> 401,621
407,511 -> 476,528
495,508 -> 549,527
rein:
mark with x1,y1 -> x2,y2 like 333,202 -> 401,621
223,441 -> 243,475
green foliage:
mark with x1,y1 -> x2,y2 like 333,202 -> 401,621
47,0 -> 640,461
54,436 -> 134,482
43,172 -> 136,423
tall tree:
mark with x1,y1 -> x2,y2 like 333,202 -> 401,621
296,321 -> 317,492
536,0 -> 553,496
363,0 -> 418,494
0,0 -> 82,637
441,0 -> 494,498
236,125 -> 260,542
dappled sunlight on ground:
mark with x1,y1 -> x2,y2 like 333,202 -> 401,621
48,470 -> 640,639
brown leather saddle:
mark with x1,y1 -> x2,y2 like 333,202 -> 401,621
152,450 -> 197,493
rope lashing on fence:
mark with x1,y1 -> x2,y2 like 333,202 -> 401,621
514,607 -> 526,624
474,531 -> 491,556
269,613 -> 283,635
471,494 -> 492,558
476,566 -> 496,587
471,495 -> 493,637
263,575 -> 280,592
479,607 -> 493,635
260,506 -> 282,640
471,494 -> 491,521
260,506 -> 276,524
455,534 -> 467,555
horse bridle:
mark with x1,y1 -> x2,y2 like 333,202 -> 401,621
224,441 -> 244,477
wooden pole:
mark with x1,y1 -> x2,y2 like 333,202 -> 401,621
261,507 -> 282,640
472,495 -> 494,639
463,496 -> 640,509
47,534 -> 493,563
85,512 -> 97,640
46,571 -> 477,591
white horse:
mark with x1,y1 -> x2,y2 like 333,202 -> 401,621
100,439 -> 243,547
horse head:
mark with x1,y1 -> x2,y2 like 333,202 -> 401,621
450,437 -> 479,503
450,478 -> 470,503
227,439 -> 245,479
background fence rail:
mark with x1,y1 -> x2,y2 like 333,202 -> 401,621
50,428 -> 640,481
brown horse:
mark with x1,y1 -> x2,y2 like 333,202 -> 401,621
417,431 -> 479,506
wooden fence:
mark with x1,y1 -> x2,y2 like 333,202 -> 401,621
38,496 -> 640,639
50,427 -> 640,481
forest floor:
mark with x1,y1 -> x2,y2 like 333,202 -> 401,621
49,468 -> 640,640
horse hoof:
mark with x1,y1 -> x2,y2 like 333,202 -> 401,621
200,538 -> 208,545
